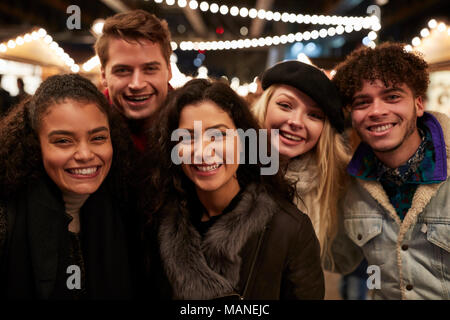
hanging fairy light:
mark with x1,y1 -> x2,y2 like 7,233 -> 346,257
152,0 -> 379,29
174,25 -> 368,51
407,19 -> 449,50
82,56 -> 101,72
0,28 -> 80,72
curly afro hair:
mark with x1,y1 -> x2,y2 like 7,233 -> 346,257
332,42 -> 429,106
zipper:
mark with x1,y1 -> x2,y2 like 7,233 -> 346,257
240,225 -> 267,300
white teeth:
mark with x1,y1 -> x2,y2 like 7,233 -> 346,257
69,167 -> 98,175
127,95 -> 150,101
281,132 -> 302,141
371,124 -> 394,132
196,164 -> 220,172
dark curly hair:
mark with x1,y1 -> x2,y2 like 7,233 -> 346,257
139,78 -> 294,221
0,73 -> 135,199
332,42 -> 429,106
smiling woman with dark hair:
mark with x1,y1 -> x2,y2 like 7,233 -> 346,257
0,74 -> 138,299
140,78 -> 324,300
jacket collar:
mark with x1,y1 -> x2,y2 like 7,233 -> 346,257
348,112 -> 447,182
158,183 -> 276,299
348,111 -> 450,229
346,112 -> 450,300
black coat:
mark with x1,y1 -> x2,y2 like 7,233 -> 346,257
144,184 -> 324,300
0,87 -> 12,116
0,176 -> 138,299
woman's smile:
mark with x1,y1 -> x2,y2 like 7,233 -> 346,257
65,166 -> 102,178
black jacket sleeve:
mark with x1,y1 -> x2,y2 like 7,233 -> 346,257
281,212 -> 325,300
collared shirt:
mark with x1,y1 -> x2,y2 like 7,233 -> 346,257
374,128 -> 427,186
347,112 -> 447,220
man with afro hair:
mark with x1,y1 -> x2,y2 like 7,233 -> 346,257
330,42 -> 450,300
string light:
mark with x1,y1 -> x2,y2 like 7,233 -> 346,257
406,19 -> 450,50
0,28 -> 80,72
404,44 -> 413,52
420,28 -> 430,38
82,55 -> 100,72
174,25 -> 367,51
189,0 -> 198,10
428,19 -> 437,29
91,19 -> 105,36
411,36 -> 421,47
362,27 -> 379,48
199,1 -> 208,11
248,81 -> 258,93
368,31 -> 377,40
152,0 -> 379,29
71,65 -> 80,73
437,22 -> 446,32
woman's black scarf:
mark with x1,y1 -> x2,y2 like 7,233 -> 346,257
4,175 -> 133,299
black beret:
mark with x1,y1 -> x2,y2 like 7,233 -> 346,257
261,60 -> 345,133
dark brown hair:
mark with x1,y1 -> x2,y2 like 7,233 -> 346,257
0,74 -> 134,199
95,9 -> 172,67
139,78 -> 294,219
332,42 -> 429,106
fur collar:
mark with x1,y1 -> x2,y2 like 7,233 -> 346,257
158,184 -> 276,300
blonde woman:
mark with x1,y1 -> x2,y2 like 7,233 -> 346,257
252,60 -> 350,268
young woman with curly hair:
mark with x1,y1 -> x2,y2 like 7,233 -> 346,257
252,61 -> 351,269
140,78 -> 324,300
0,74 -> 138,299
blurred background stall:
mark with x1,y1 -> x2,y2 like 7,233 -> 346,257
0,0 -> 448,114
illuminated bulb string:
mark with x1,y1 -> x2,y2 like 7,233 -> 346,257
171,25 -> 370,51
404,19 -> 449,52
152,0 -> 380,30
82,56 -> 100,72
0,28 -> 80,72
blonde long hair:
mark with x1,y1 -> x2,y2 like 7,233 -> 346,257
252,85 -> 350,266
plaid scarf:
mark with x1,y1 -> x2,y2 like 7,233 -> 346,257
351,127 -> 437,220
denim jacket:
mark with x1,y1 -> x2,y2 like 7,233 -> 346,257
331,112 -> 450,300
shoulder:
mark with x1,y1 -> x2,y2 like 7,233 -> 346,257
274,196 -> 309,222
343,177 -> 382,209
260,189 -> 315,236
428,111 -> 450,127
424,111 -> 450,147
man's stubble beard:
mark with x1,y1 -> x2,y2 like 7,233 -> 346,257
359,104 -> 418,154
